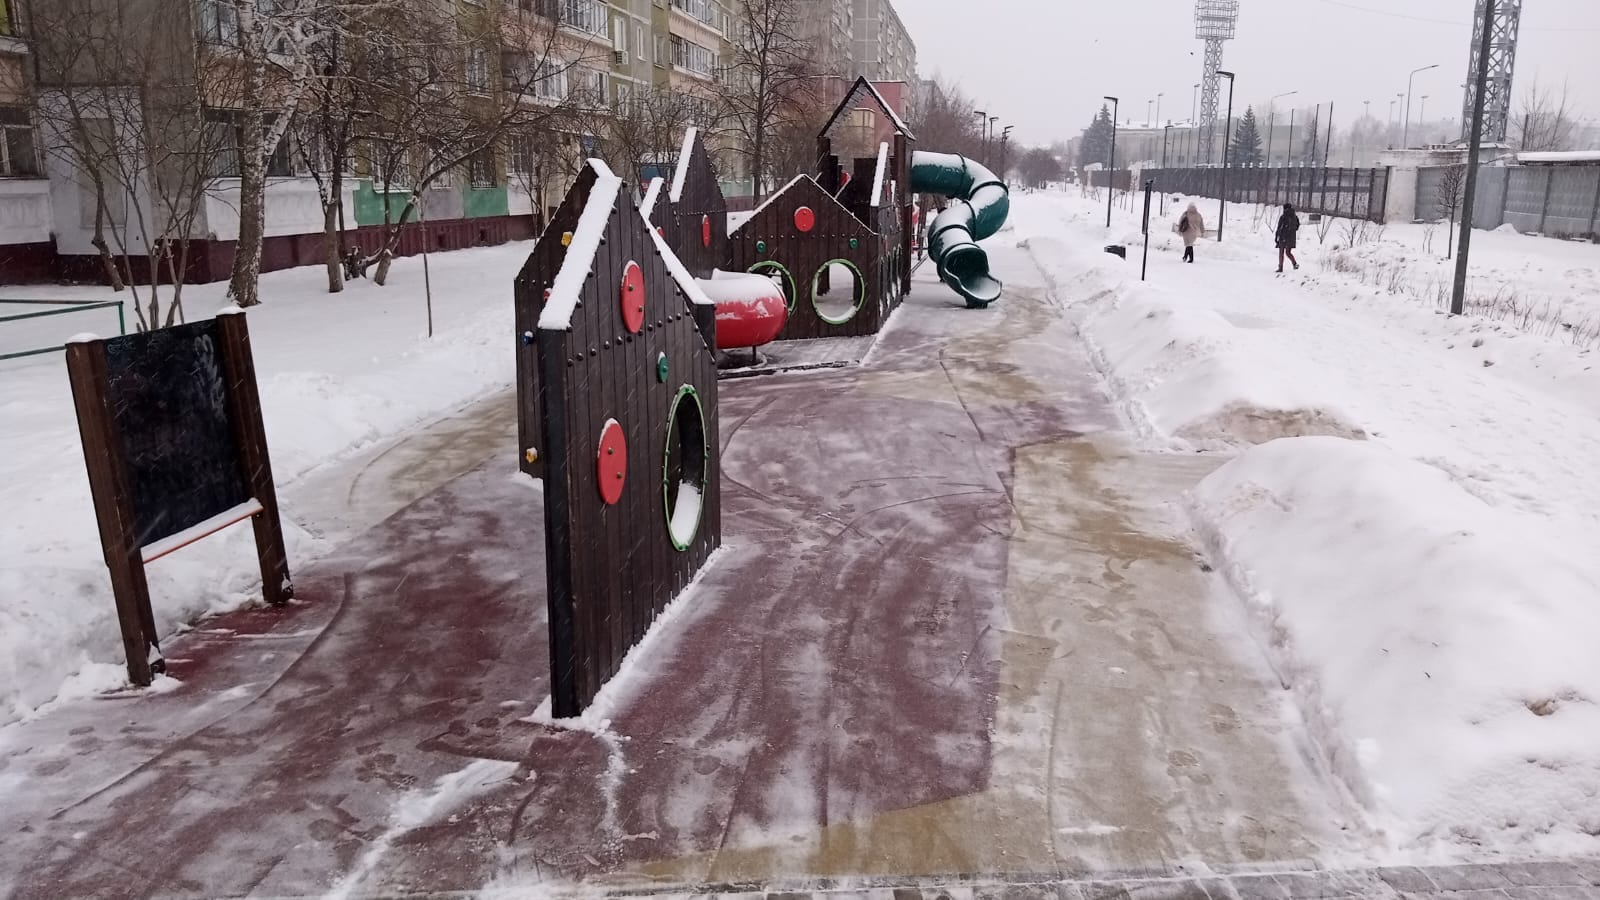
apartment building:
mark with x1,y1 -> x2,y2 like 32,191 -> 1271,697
0,0 -> 50,281
794,0 -> 856,81
851,0 -> 915,87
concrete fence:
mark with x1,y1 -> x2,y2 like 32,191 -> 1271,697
1415,164 -> 1600,239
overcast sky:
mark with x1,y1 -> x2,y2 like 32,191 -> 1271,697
897,0 -> 1600,146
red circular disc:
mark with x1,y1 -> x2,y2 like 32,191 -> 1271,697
794,206 -> 816,233
701,214 -> 712,247
620,261 -> 645,334
597,419 -> 627,505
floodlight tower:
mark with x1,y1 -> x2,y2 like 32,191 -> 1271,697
1460,0 -> 1521,144
1194,0 -> 1240,165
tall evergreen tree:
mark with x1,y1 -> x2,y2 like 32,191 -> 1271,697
1229,106 -> 1264,166
1078,105 -> 1115,168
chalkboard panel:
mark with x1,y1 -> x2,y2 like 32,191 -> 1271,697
102,319 -> 250,548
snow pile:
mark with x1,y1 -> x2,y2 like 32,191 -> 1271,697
1026,235 -> 1364,449
1193,436 -> 1600,854
0,241 -> 526,725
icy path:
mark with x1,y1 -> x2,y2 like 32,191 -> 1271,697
1017,194 -> 1600,553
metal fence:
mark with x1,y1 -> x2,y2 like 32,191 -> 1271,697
1143,166 -> 1391,224
1415,164 -> 1600,239
1,299 -> 127,361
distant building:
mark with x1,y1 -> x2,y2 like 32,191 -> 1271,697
852,0 -> 916,87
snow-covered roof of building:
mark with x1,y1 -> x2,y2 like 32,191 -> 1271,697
870,142 -> 890,208
669,127 -> 697,204
1519,150 -> 1600,164
537,159 -> 625,331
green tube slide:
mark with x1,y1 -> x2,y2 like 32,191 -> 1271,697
910,151 -> 1010,308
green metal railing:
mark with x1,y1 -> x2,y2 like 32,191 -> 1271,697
0,299 -> 127,361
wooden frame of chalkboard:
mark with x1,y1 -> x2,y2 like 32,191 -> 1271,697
65,310 -> 292,687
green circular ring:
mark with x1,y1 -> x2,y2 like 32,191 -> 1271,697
747,260 -> 797,313
662,384 -> 707,552
811,258 -> 867,325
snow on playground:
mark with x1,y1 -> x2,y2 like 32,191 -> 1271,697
0,245 -> 524,725
1016,190 -> 1600,856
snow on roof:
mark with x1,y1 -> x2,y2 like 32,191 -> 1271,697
746,174 -> 810,221
668,127 -> 697,204
649,218 -> 714,310
639,176 -> 666,220
870,142 -> 890,208
860,80 -> 910,135
1519,150 -> 1600,164
537,159 -> 625,331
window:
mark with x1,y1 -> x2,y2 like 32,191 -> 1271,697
615,82 -> 633,113
634,25 -> 644,60
670,36 -> 714,77
671,0 -> 714,26
560,0 -> 607,37
467,47 -> 490,94
0,107 -> 40,177
612,17 -> 627,53
653,35 -> 668,68
509,134 -> 538,175
1,0 -> 16,37
201,109 -> 292,178
196,0 -> 240,45
468,149 -> 495,187
531,58 -> 568,101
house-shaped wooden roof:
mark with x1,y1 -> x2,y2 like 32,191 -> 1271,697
820,76 -> 915,142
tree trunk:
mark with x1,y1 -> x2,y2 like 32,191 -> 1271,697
323,166 -> 345,294
227,8 -> 267,308
371,196 -> 418,286
91,188 -> 126,291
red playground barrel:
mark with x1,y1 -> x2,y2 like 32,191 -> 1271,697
700,271 -> 789,349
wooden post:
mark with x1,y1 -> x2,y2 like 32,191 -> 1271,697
65,339 -> 160,685
214,311 -> 293,606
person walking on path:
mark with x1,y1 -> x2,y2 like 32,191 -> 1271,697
1276,203 -> 1301,273
1178,202 -> 1204,263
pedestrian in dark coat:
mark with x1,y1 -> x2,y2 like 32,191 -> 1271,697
1275,203 -> 1301,272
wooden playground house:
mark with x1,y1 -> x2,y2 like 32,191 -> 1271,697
727,77 -> 916,341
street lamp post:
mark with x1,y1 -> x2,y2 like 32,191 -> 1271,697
1266,90 -> 1297,166
1216,71 -> 1235,241
974,109 -> 987,162
1156,92 -> 1164,126
1161,124 -> 1173,213
1104,96 -> 1119,228
1420,95 -> 1430,140
1403,64 -> 1439,149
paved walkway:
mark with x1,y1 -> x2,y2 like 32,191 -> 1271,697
1,245 -> 1594,898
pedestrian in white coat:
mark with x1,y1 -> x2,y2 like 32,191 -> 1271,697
1177,202 -> 1205,263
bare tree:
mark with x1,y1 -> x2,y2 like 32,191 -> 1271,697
908,76 -> 982,161
599,88 -> 701,189
1438,163 -> 1467,259
1511,78 -> 1577,152
721,0 -> 822,201
30,0 -> 233,329
352,1 -> 587,285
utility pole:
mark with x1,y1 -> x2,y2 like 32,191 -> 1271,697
1161,124 -> 1173,213
1217,70 -> 1235,241
1267,90 -> 1297,166
1453,0 -> 1495,315
1105,96 -> 1120,227
1404,64 -> 1440,148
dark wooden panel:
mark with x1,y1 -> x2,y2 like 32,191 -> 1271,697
101,319 -> 250,549
667,133 -> 728,280
532,163 -> 722,717
727,175 -> 889,341
515,167 -> 602,477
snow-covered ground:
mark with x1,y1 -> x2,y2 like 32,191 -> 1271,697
0,245 -> 525,725
1015,190 -> 1600,858
1017,190 -> 1600,851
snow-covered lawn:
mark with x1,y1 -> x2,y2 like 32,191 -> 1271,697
0,244 -> 526,725
1016,190 -> 1600,858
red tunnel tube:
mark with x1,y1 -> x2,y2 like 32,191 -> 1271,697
698,271 -> 789,349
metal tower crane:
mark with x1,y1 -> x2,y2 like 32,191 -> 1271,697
1461,0 -> 1521,144
1194,0 -> 1240,165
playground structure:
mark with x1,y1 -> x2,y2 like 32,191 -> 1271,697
518,159 -> 723,717
515,78 -> 1013,714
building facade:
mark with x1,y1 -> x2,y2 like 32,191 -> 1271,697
851,0 -> 915,87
